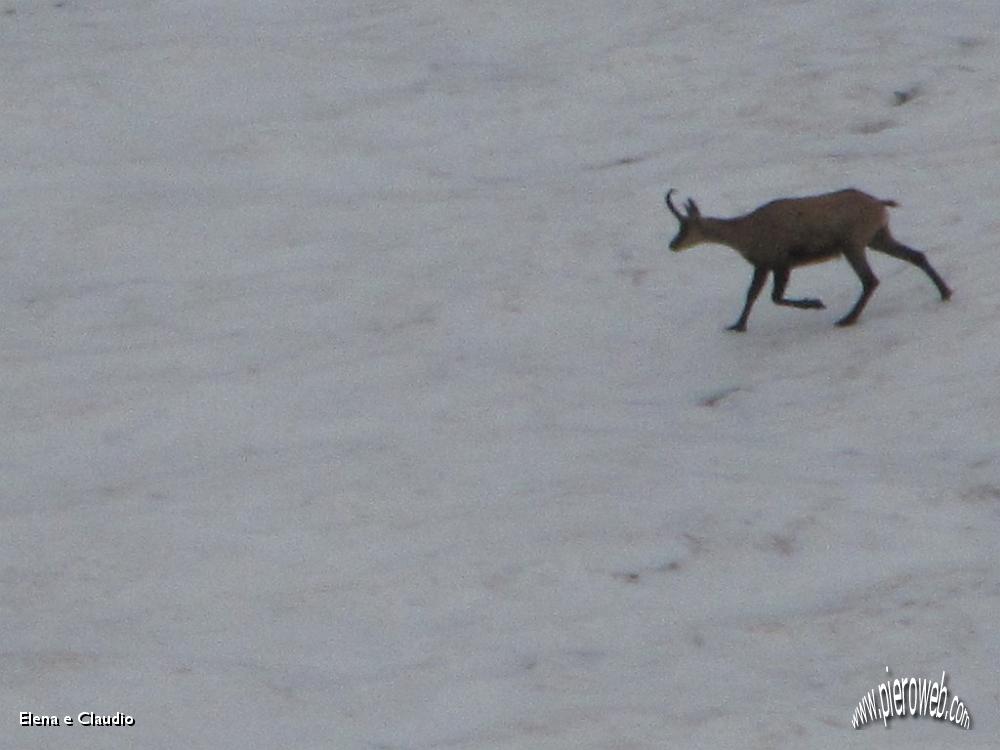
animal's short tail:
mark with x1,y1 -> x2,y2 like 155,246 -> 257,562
881,199 -> 899,208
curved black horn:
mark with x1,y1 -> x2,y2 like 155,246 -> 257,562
665,189 -> 685,221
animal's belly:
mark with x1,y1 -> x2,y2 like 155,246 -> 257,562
787,244 -> 841,266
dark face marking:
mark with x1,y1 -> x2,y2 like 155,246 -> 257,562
669,223 -> 688,251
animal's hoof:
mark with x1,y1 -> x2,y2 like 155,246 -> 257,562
834,317 -> 857,327
806,298 -> 826,309
725,323 -> 747,332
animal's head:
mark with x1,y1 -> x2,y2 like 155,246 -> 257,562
665,189 -> 704,251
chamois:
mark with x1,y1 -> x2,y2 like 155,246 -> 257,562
665,188 -> 952,331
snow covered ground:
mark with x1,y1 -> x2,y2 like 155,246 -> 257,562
3,1 -> 999,747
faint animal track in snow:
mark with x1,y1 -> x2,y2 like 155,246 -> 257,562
961,484 -> 1000,504
698,386 -> 744,407
851,119 -> 896,135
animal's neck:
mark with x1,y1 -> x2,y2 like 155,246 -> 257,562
701,217 -> 746,250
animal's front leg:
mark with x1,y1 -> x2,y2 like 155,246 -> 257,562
770,267 -> 825,309
727,266 -> 768,331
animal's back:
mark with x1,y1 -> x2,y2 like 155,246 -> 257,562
747,189 -> 890,250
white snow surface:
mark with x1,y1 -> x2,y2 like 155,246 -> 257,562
3,1 -> 999,748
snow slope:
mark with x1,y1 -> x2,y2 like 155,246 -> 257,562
3,1 -> 999,748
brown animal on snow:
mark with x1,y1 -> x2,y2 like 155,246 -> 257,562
665,188 -> 952,331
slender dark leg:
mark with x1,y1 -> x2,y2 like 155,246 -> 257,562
771,267 -> 826,309
727,266 -> 768,331
869,229 -> 952,300
837,249 -> 879,326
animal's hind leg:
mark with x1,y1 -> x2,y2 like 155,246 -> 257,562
770,267 -> 825,309
869,228 -> 952,300
837,247 -> 879,327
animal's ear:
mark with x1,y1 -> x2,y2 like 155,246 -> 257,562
685,198 -> 701,218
